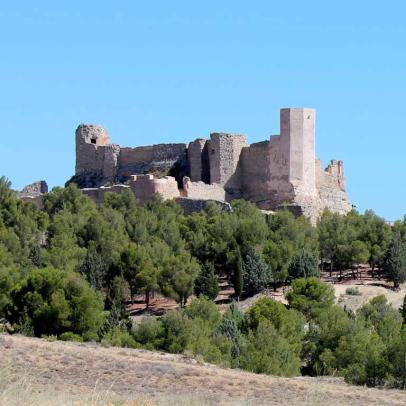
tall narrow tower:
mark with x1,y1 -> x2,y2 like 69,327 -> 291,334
280,108 -> 316,196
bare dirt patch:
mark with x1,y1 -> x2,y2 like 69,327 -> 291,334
321,269 -> 406,312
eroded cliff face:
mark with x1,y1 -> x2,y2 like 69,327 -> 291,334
67,108 -> 352,221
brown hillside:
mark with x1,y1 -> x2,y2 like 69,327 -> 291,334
1,334 -> 406,405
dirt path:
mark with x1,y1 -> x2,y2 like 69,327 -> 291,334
1,334 -> 406,405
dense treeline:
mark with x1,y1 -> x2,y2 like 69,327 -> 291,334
1,176 -> 406,387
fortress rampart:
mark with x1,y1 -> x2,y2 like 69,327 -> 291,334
22,108 -> 352,221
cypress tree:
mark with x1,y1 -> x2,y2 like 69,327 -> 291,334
233,247 -> 244,300
385,233 -> 406,289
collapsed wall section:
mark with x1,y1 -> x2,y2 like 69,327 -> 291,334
188,139 -> 210,183
18,180 -> 49,210
82,185 -> 130,204
117,143 -> 188,183
176,197 -> 232,215
316,159 -> 352,215
182,177 -> 226,201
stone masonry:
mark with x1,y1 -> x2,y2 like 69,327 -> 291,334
17,180 -> 49,209
20,107 -> 351,221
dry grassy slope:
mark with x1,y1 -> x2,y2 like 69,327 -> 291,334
334,282 -> 406,312
1,335 -> 406,405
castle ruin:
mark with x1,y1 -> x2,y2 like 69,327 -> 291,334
71,108 -> 351,221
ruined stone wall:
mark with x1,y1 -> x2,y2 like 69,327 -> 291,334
266,132 -> 296,207
182,177 -> 226,201
82,175 -> 180,206
75,125 -> 120,186
129,175 -> 180,205
75,124 -> 188,187
76,125 -> 112,174
18,181 -> 48,199
241,141 -> 272,206
209,133 -> 248,187
117,143 -> 188,181
18,180 -> 49,210
175,197 -> 232,215
82,185 -> 130,204
188,139 -> 207,182
241,131 -> 295,210
72,108 -> 352,221
316,159 -> 352,215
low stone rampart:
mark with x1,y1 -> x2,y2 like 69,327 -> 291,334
182,177 -> 226,201
129,175 -> 180,204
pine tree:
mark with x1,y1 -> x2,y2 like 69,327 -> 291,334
194,262 -> 220,300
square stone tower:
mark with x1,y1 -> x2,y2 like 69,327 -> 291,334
280,108 -> 316,197
75,124 -> 111,175
209,132 -> 248,185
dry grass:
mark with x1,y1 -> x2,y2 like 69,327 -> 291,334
1,335 -> 406,405
334,281 -> 406,312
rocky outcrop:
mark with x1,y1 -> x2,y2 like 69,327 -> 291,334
18,180 -> 48,209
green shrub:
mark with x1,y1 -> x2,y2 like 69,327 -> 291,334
102,327 -> 138,348
161,310 -> 191,353
133,317 -> 164,350
344,363 -> 368,385
246,297 -> 304,348
345,287 -> 360,296
41,335 -> 57,342
185,296 -> 221,328
239,319 -> 301,376
8,267 -> 105,339
59,332 -> 84,342
286,277 -> 335,319
186,317 -> 232,366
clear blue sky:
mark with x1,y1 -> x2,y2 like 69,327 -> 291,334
1,1 -> 405,220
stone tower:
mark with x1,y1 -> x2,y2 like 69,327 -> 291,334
208,132 -> 248,185
280,108 -> 317,197
75,124 -> 120,185
75,124 -> 110,175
